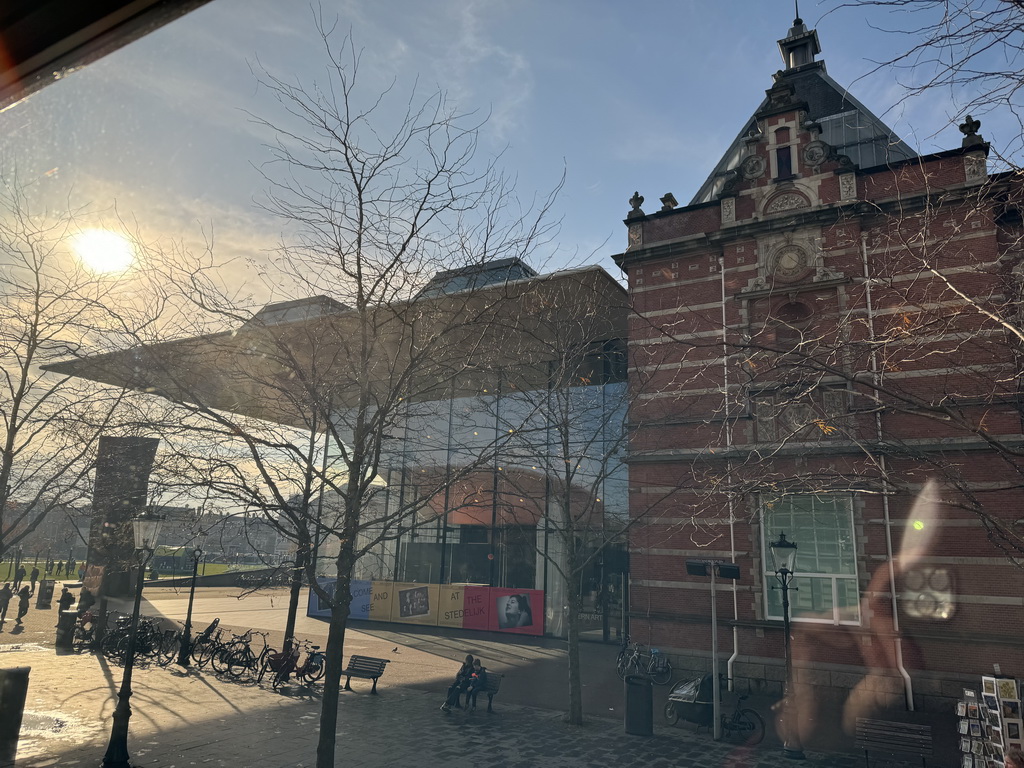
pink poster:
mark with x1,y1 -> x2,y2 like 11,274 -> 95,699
461,586 -> 491,630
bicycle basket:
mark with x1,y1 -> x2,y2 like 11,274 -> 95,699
651,649 -> 669,672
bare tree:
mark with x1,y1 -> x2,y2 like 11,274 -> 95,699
0,176 -> 147,562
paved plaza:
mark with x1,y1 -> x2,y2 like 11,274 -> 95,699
0,584 -> 907,767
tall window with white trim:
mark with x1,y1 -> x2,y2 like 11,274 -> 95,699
762,494 -> 860,625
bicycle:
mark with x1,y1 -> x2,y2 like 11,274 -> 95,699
664,675 -> 765,745
272,641 -> 326,688
615,637 -> 673,685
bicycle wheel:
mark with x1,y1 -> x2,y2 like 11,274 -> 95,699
615,652 -> 630,679
192,640 -> 215,668
664,701 -> 679,725
724,708 -> 765,746
227,649 -> 254,678
649,657 -> 673,686
157,632 -> 179,666
211,645 -> 235,674
302,657 -> 325,683
256,649 -> 280,683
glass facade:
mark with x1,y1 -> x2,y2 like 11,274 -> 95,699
340,349 -> 629,639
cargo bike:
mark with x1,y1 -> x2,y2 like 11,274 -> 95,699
663,674 -> 765,745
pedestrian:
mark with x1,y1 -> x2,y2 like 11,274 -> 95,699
57,586 -> 75,613
29,566 -> 39,593
77,586 -> 95,615
440,654 -> 475,712
78,564 -> 85,581
0,583 -> 11,623
55,560 -> 63,577
13,564 -> 25,591
67,558 -> 76,578
15,585 -> 30,625
464,658 -> 488,711
45,558 -> 52,574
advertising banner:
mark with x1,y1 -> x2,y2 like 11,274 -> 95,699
306,579 -> 543,635
489,588 -> 544,636
390,582 -> 439,625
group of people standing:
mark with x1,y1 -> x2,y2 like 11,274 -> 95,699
440,654 -> 488,712
0,582 -> 31,626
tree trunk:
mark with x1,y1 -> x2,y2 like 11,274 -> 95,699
283,543 -> 307,654
316,566 -> 351,768
566,565 -> 584,726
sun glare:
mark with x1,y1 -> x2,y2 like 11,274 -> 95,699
72,229 -> 136,274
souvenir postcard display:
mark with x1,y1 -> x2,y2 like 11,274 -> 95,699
958,677 -> 1022,768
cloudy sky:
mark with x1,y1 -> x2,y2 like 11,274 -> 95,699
0,0 -> 1006,294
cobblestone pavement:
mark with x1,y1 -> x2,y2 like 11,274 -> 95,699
0,587 -> 898,768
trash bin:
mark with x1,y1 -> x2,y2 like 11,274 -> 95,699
624,674 -> 653,736
55,609 -> 77,650
35,579 -> 54,609
0,666 -> 29,767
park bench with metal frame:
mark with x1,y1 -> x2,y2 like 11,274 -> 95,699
855,717 -> 932,768
343,655 -> 390,693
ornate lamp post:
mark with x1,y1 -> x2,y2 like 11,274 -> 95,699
176,530 -> 207,667
102,508 -> 163,768
769,531 -> 805,761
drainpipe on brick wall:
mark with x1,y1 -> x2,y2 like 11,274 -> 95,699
861,233 -> 915,711
720,256 -> 741,692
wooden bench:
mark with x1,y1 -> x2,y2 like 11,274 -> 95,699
467,672 -> 503,713
343,655 -> 390,693
855,718 -> 932,768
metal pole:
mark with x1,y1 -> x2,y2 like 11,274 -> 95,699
780,568 -> 805,760
101,549 -> 150,768
711,566 -> 721,740
176,551 -> 201,667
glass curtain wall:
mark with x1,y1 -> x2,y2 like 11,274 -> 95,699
348,345 -> 628,638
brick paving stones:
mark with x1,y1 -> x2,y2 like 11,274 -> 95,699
0,589 -> 901,767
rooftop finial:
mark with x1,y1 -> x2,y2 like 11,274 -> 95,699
794,0 -> 802,24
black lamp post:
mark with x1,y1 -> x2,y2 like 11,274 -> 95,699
101,509 -> 163,768
176,530 -> 207,667
769,531 -> 805,760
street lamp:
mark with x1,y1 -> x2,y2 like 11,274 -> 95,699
102,508 -> 163,768
769,531 -> 805,760
176,530 -> 207,667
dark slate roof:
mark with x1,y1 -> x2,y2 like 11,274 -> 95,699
689,61 -> 918,205
414,257 -> 538,299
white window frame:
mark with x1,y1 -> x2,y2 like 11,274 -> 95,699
761,494 -> 860,626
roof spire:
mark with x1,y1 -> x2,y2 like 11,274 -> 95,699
778,8 -> 821,70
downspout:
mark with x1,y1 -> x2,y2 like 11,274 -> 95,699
721,255 -> 740,692
861,233 -> 914,710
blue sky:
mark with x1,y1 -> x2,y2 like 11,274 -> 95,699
0,0 -> 1004,291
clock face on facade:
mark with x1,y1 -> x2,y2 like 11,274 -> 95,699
770,245 -> 809,280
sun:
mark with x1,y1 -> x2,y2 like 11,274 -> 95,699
72,229 -> 136,274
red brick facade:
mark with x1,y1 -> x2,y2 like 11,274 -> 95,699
613,24 -> 1024,717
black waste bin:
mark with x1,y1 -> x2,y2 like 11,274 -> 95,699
35,579 -> 54,609
624,674 -> 653,736
0,666 -> 29,767
55,609 -> 77,650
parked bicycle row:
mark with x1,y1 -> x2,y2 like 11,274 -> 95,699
75,611 -> 325,689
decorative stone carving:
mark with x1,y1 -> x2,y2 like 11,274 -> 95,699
660,192 -> 678,211
627,223 -> 642,249
741,154 -> 767,180
721,197 -> 736,224
813,266 -> 844,282
960,115 -> 986,148
765,192 -> 810,214
769,245 -> 809,280
838,172 -> 856,201
743,275 -> 769,292
964,154 -> 987,183
627,191 -> 645,219
802,140 -> 830,167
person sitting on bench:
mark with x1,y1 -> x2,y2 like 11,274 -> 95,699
440,654 -> 475,712
465,659 -> 488,711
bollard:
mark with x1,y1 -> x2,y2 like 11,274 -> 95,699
0,667 -> 29,768
55,609 -> 78,651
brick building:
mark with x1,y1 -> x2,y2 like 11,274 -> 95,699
614,13 -> 1024,722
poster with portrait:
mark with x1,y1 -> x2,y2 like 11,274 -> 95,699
389,582 -> 438,625
489,588 -> 544,636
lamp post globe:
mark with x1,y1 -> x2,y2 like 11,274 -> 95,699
101,509 -> 163,768
769,531 -> 805,761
